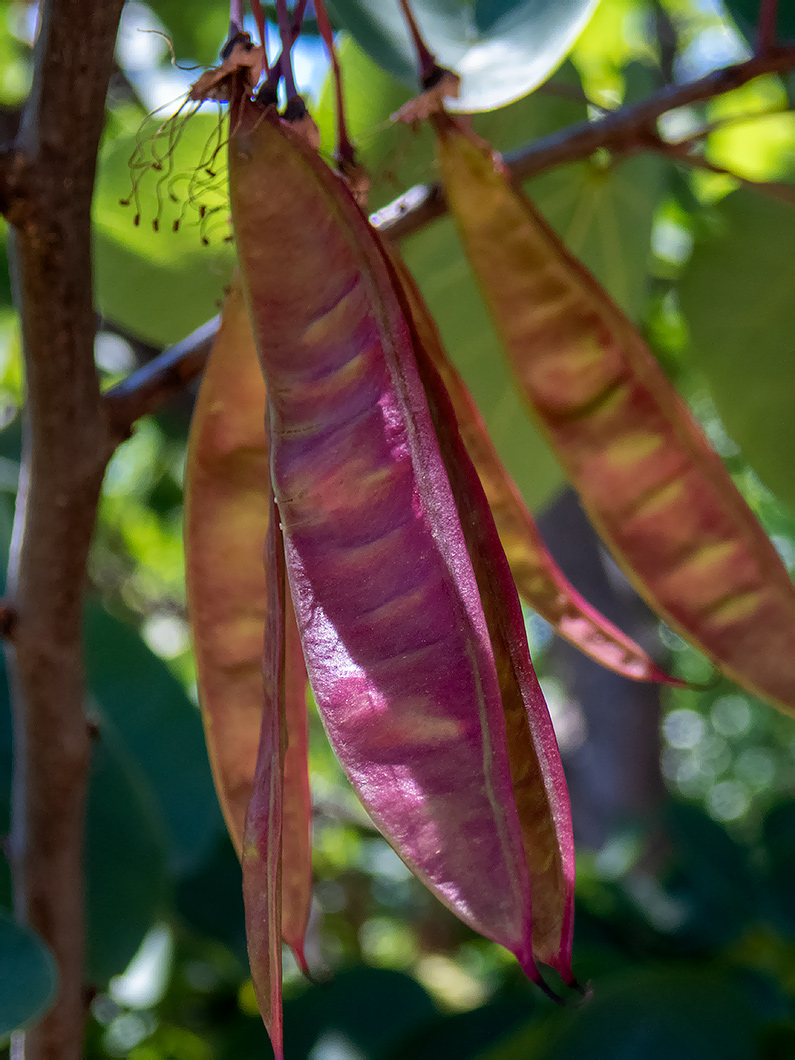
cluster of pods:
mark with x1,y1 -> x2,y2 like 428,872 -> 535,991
179,3 -> 795,1056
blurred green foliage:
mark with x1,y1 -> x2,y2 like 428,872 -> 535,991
2,0 -> 795,1056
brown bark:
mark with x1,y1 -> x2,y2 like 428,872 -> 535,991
3,0 -> 125,1057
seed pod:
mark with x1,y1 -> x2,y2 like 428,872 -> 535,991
435,116 -> 795,714
280,591 -> 312,975
391,254 -> 574,976
229,96 -> 571,1001
394,254 -> 683,687
184,278 -> 312,978
242,485 -> 286,1058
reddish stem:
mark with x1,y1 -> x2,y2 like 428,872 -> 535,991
274,0 -> 298,99
398,0 -> 440,87
229,0 -> 244,33
757,0 -> 778,54
293,0 -> 309,37
250,0 -> 269,71
263,0 -> 308,99
314,0 -> 355,166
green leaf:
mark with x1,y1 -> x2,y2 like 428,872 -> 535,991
84,600 -> 224,877
385,997 -> 534,1059
326,0 -> 599,110
176,836 -> 248,965
0,912 -> 58,1041
282,966 -> 438,1058
487,966 -> 762,1060
704,76 -> 795,184
0,655 -> 168,988
84,715 -> 170,984
93,111 -> 234,346
678,189 -> 795,512
147,0 -> 229,65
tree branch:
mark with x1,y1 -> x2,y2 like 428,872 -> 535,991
105,317 -> 219,440
650,134 -> 795,204
5,0 -> 125,1057
378,43 -> 795,240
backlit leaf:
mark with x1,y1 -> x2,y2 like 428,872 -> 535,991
326,0 -> 599,110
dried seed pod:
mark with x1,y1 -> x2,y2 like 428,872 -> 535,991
434,115 -> 795,715
184,278 -> 312,982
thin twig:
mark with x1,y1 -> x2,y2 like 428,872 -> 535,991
652,134 -> 795,204
105,317 -> 219,438
4,0 -> 124,1056
379,43 -> 795,239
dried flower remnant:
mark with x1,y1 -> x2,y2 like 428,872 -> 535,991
189,29 -> 265,102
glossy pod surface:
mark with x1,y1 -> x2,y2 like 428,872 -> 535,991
393,256 -> 574,975
229,100 -> 553,976
436,118 -> 795,714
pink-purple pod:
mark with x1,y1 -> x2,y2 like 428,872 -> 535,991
228,96 -> 571,985
242,484 -> 287,1059
392,254 -> 575,977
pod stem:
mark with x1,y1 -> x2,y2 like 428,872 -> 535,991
757,0 -> 778,53
275,0 -> 298,100
314,0 -> 355,168
262,0 -> 308,100
250,0 -> 270,71
228,0 -> 244,33
397,0 -> 443,88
